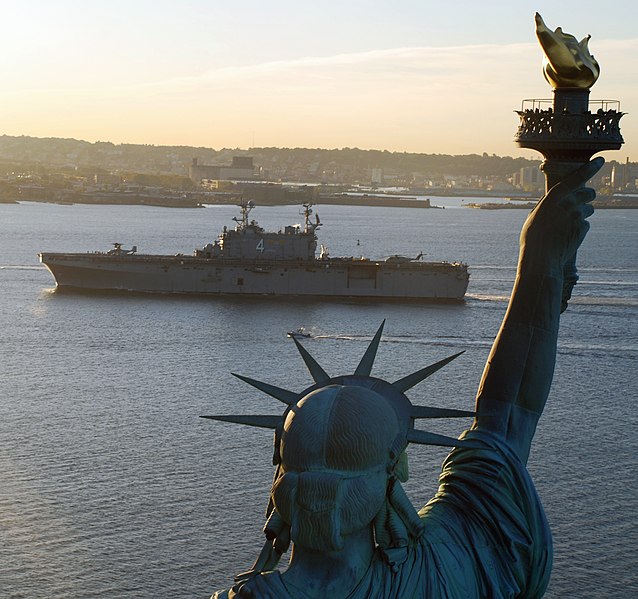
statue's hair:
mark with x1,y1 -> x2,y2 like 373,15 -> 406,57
272,468 -> 387,552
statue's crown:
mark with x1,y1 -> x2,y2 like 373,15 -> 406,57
202,321 -> 480,460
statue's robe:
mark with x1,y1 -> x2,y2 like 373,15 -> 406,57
214,429 -> 552,599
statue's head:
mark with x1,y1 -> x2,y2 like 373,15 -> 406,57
202,321 -> 478,563
272,385 -> 403,551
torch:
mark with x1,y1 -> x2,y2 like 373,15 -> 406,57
514,13 -> 624,311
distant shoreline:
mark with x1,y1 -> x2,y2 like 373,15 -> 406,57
4,194 -> 637,210
466,198 -> 638,210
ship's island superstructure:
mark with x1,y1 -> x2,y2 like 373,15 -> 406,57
39,203 -> 469,301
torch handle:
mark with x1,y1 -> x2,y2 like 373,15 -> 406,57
541,159 -> 589,312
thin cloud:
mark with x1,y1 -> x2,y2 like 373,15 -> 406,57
2,39 -> 636,156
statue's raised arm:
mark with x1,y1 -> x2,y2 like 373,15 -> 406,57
472,157 -> 603,463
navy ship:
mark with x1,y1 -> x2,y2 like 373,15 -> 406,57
39,203 -> 469,301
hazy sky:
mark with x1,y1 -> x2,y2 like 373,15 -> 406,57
2,0 -> 637,159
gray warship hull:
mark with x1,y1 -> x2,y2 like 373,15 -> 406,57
38,253 -> 469,301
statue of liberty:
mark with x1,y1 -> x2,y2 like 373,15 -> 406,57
202,157 -> 604,599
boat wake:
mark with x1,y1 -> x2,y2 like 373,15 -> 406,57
467,292 -> 638,308
465,293 -> 510,303
0,265 -> 47,270
307,333 -> 493,350
569,296 -> 638,308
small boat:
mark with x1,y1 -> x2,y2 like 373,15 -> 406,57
287,328 -> 312,339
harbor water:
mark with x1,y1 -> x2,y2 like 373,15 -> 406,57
0,200 -> 636,598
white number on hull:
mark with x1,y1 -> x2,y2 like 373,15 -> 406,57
256,239 -> 264,252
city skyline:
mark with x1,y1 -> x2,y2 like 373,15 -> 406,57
2,1 -> 637,159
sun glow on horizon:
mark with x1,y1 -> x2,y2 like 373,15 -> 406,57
1,2 -> 637,159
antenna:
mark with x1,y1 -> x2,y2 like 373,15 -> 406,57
302,203 -> 320,233
233,201 -> 254,228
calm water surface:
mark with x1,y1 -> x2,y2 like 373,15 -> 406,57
0,201 -> 636,598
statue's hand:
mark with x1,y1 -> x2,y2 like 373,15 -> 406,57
518,157 -> 603,279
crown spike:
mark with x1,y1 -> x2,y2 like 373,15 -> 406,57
410,405 -> 476,419
200,414 -> 283,429
291,336 -> 330,383
232,373 -> 298,406
354,320 -> 385,376
393,351 -> 465,393
407,429 -> 482,449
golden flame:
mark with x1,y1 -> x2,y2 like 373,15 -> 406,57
535,13 -> 600,89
